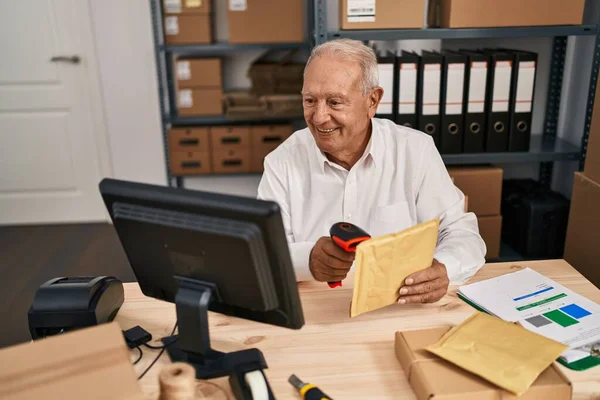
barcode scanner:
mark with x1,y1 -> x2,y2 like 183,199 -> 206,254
328,222 -> 371,288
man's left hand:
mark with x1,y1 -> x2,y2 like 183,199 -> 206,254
397,259 -> 450,304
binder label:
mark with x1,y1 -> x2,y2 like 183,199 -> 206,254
399,63 -> 417,115
468,61 -> 487,113
347,0 -> 375,22
516,61 -> 536,113
492,61 -> 512,113
377,63 -> 394,115
423,64 -> 441,116
446,63 -> 465,115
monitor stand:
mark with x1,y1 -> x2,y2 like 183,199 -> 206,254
161,277 -> 275,400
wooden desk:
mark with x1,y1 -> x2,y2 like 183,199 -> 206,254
116,260 -> 600,399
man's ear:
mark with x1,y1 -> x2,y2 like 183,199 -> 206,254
367,87 -> 384,118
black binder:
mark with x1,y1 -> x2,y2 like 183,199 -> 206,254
501,49 -> 538,152
375,51 -> 397,122
440,51 -> 467,154
481,50 -> 514,152
459,50 -> 489,153
418,51 -> 443,147
395,51 -> 420,129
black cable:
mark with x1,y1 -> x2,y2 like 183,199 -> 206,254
138,322 -> 178,380
143,342 -> 165,350
132,346 -> 143,365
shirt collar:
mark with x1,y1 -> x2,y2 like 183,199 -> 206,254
313,119 -> 383,173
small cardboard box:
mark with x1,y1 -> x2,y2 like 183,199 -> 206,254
228,0 -> 305,44
564,172 -> 600,288
429,0 -> 584,28
164,14 -> 211,44
169,127 -> 210,152
250,125 -> 293,172
395,326 -> 572,400
447,166 -> 503,216
162,0 -> 211,14
210,126 -> 251,151
176,88 -> 223,116
0,322 -> 144,400
478,215 -> 502,260
170,150 -> 212,175
175,58 -> 222,89
340,0 -> 426,30
212,148 -> 251,174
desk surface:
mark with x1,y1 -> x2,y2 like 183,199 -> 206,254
116,260 -> 600,399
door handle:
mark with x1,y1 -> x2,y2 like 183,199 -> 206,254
50,55 -> 81,64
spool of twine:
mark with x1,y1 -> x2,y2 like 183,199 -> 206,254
158,362 -> 197,400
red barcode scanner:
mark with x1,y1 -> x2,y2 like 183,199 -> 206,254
328,222 -> 371,288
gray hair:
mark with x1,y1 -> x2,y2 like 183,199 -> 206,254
305,38 -> 379,96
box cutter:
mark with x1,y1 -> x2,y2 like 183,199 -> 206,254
328,222 -> 371,288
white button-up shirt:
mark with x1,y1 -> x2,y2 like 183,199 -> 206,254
257,118 -> 486,284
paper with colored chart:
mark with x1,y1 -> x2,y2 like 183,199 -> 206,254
458,268 -> 600,355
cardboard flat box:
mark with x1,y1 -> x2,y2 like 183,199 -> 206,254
584,76 -> 600,183
448,166 -> 503,216
162,0 -> 211,14
227,0 -> 304,44
177,88 -> 223,116
175,58 -> 222,89
250,125 -> 293,172
0,322 -> 143,400
169,127 -> 210,152
478,215 -> 502,260
210,126 -> 251,151
170,150 -> 211,175
564,172 -> 600,288
212,148 -> 251,174
340,0 -> 425,30
164,14 -> 211,44
430,0 -> 584,28
395,326 -> 572,400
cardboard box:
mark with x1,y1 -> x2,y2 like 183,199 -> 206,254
164,14 -> 211,44
212,148 -> 251,173
169,127 -> 210,152
448,166 -> 503,216
250,125 -> 293,172
175,58 -> 222,89
430,0 -> 584,28
228,0 -> 304,44
170,150 -> 212,175
340,0 -> 425,30
584,76 -> 600,184
395,326 -> 572,400
210,126 -> 251,151
478,215 -> 502,260
177,88 -> 223,116
564,172 -> 600,288
0,322 -> 144,400
162,0 -> 211,14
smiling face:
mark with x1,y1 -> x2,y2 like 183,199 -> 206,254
301,55 -> 382,165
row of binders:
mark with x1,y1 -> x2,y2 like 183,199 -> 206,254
376,49 -> 538,154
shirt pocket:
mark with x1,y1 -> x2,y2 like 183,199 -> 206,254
370,201 -> 414,237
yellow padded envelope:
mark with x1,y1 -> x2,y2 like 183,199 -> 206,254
350,219 -> 439,318
426,312 -> 568,395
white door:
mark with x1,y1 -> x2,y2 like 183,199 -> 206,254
0,0 -> 111,225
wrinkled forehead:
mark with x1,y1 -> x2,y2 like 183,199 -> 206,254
302,55 -> 362,96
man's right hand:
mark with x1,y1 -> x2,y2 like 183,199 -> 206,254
309,236 -> 355,282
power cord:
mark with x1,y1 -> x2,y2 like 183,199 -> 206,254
132,346 -> 143,365
138,322 -> 178,380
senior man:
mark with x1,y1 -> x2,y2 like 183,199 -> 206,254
257,39 -> 486,304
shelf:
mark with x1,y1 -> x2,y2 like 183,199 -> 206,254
160,41 -> 309,56
329,24 -> 598,42
441,136 -> 581,165
168,115 -> 304,126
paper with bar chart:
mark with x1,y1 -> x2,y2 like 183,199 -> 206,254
458,268 -> 600,351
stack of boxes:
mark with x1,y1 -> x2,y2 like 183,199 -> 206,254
564,81 -> 600,287
162,0 -> 212,44
175,58 -> 223,116
448,166 -> 504,259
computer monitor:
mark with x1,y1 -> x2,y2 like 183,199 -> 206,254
99,178 -> 304,396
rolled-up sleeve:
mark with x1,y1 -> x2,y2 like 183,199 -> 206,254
257,156 -> 315,281
414,139 -> 487,284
